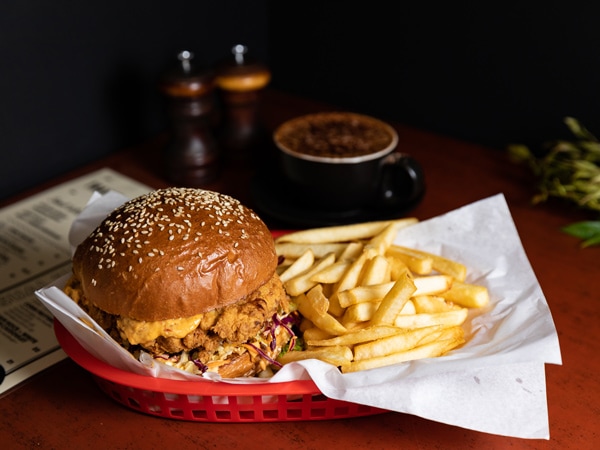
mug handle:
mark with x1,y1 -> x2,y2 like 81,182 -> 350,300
374,152 -> 425,211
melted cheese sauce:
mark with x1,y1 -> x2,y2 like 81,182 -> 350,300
117,313 -> 204,345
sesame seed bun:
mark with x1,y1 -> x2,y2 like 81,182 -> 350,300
71,187 -> 278,322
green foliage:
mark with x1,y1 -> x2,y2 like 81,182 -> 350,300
561,221 -> 600,248
508,117 -> 600,247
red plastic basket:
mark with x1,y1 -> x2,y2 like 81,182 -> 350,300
54,320 -> 387,422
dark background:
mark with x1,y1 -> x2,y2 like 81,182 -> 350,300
2,1 -> 599,200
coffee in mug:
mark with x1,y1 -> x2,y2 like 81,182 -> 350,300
273,112 -> 425,211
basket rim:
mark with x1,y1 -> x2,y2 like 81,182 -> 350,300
54,320 -> 322,397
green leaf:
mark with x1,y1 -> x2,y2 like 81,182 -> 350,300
582,233 -> 600,248
564,116 -> 599,142
561,220 -> 600,239
562,220 -> 600,246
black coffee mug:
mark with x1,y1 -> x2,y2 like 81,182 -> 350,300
274,112 -> 425,212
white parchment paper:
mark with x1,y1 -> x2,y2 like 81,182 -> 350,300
35,192 -> 561,439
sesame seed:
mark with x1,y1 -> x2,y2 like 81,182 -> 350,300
83,187 -> 257,274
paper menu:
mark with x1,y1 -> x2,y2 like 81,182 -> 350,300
0,168 -> 152,395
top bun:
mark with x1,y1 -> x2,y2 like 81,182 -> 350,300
72,187 -> 277,321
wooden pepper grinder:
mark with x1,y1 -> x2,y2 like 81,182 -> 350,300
215,44 -> 271,164
160,50 -> 219,186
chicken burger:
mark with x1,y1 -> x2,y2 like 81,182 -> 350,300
63,187 -> 295,378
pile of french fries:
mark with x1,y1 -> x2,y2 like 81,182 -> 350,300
274,219 -> 490,373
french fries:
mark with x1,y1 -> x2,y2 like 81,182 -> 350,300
387,245 -> 467,282
344,335 -> 464,373
369,273 -> 416,326
439,281 -> 490,308
279,249 -> 314,282
275,219 -> 418,244
284,252 -> 336,296
277,346 -> 353,368
306,325 -> 402,347
352,325 -> 444,360
296,289 -> 347,335
275,219 -> 489,373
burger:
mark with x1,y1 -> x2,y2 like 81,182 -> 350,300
63,187 -> 296,378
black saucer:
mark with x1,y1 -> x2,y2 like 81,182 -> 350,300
251,171 -> 423,228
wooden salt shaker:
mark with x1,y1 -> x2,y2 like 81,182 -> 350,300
215,44 -> 271,164
160,50 -> 219,185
